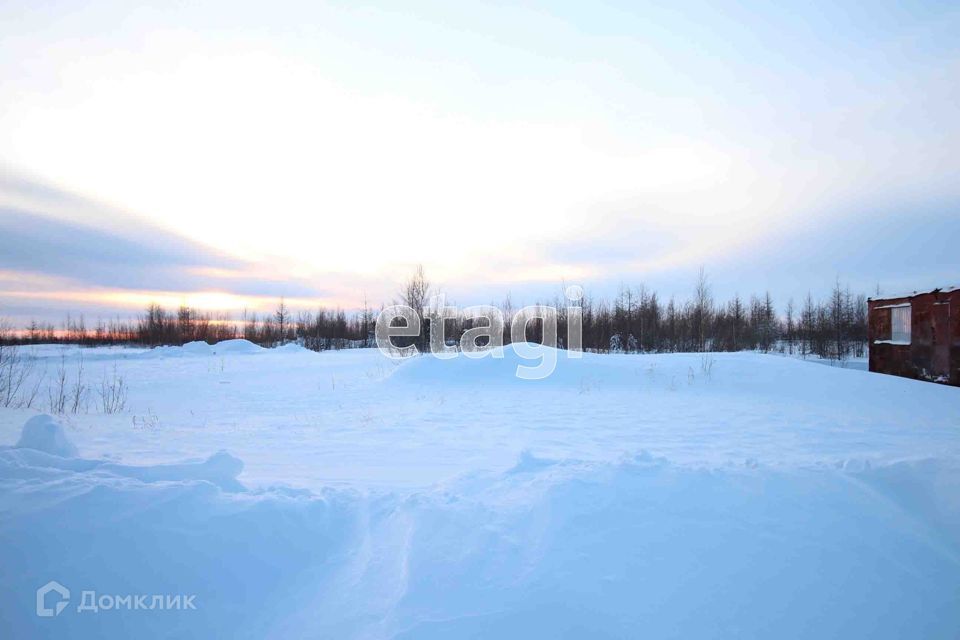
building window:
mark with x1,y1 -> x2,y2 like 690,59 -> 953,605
891,305 -> 911,344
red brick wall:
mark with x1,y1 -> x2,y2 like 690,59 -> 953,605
868,289 -> 959,386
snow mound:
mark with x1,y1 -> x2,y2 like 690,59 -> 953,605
2,452 -> 959,638
100,450 -> 246,492
14,415 -> 78,458
275,342 -> 310,353
146,338 -> 261,358
147,342 -> 213,358
181,340 -> 213,354
212,338 -> 264,354
508,449 -> 559,473
388,343 -> 624,386
3,434 -> 244,491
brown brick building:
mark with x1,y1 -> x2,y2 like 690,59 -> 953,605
868,286 -> 959,386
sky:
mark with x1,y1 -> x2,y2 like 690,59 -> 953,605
1,0 -> 958,323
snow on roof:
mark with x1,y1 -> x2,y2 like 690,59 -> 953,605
869,286 -> 959,302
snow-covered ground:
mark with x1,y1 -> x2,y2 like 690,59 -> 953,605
1,342 -> 959,638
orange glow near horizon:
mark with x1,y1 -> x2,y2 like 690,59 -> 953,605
0,286 -> 358,318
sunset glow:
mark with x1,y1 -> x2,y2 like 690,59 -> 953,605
1,1 -> 958,323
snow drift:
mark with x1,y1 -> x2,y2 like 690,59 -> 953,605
15,415 -> 78,458
3,433 -> 959,638
1,346 -> 958,638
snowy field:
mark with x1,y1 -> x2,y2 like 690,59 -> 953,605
1,341 -> 959,638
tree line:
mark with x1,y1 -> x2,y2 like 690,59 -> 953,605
2,269 -> 868,361
397,268 -> 867,361
6,302 -> 377,351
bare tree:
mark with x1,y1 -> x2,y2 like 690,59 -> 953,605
400,265 -> 430,316
830,278 -> 845,361
360,293 -> 373,348
0,320 -> 40,408
98,364 -> 128,414
785,298 -> 796,354
275,298 -> 290,346
48,356 -> 68,414
399,265 -> 431,351
69,354 -> 88,414
693,266 -> 713,352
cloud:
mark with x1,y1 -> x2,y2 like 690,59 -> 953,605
0,206 -> 242,290
1,2 -> 958,320
708,195 -> 960,301
0,173 -> 353,321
